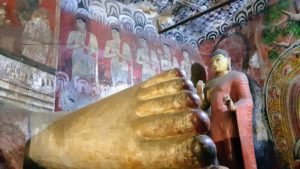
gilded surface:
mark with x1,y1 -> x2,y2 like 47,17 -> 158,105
28,69 -> 214,169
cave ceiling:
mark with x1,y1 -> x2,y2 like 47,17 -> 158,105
116,0 -> 268,45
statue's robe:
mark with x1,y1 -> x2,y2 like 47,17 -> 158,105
206,71 -> 257,169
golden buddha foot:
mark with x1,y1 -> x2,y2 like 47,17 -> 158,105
26,69 -> 215,169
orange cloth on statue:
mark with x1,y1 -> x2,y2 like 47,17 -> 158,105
207,71 -> 257,169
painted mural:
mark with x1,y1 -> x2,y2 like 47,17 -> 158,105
265,40 -> 300,169
55,0 -> 202,112
0,0 -> 296,168
0,54 -> 55,112
0,0 -> 60,68
196,0 -> 300,168
197,0 -> 300,84
115,0 -> 269,49
261,3 -> 300,166
162,0 -> 268,48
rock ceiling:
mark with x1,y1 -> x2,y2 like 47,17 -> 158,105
117,0 -> 268,45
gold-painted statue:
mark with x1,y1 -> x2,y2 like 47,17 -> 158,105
0,69 -> 225,169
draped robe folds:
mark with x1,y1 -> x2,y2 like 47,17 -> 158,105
71,32 -> 97,80
206,71 -> 257,169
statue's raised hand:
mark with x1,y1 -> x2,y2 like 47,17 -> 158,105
28,69 -> 215,169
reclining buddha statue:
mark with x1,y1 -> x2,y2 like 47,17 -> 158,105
0,69 -> 224,169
